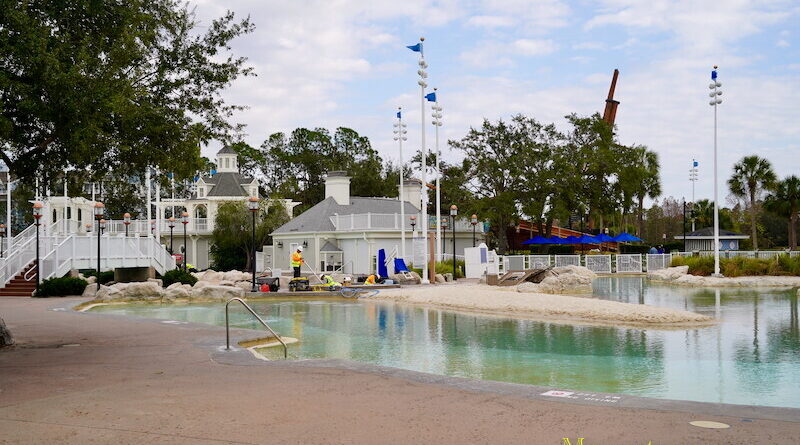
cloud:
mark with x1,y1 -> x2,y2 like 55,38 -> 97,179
465,15 -> 515,28
512,39 -> 557,56
777,39 -> 790,47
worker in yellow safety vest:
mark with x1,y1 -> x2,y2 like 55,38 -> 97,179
291,246 -> 304,278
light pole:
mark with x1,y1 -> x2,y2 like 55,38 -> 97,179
429,89 -> 443,261
470,214 -> 478,247
32,202 -> 43,294
167,217 -> 176,255
181,211 -> 189,270
248,196 -> 259,292
150,220 -> 155,236
393,107 -> 408,261
689,159 -> 698,231
123,212 -> 131,237
93,202 -> 105,290
410,215 -> 417,235
0,223 -> 5,258
408,36 -> 430,284
709,66 -> 723,276
450,204 -> 457,280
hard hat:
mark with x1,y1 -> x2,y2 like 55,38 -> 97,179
297,246 -> 303,252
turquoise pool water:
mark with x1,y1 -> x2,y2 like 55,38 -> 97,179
90,277 -> 800,408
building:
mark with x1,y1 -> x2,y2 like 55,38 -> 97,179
264,171 -> 483,276
674,227 -> 749,251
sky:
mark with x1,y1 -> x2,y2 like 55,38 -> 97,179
190,0 -> 800,206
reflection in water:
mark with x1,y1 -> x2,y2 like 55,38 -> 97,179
93,279 -> 800,408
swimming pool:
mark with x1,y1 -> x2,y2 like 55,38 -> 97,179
90,277 -> 800,408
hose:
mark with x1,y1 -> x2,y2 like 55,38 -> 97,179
339,287 -> 380,299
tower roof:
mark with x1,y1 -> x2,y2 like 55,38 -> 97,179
217,146 -> 237,155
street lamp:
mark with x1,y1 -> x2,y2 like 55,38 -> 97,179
181,211 -> 189,270
393,107 -> 408,260
408,36 -> 430,284
0,223 -> 5,258
248,196 -> 259,292
470,214 -> 478,247
93,202 -> 105,290
150,220 -> 155,235
167,217 -> 176,255
32,202 -> 43,294
709,65 -> 723,276
410,215 -> 417,235
429,89 -> 444,262
689,159 -> 699,231
123,212 -> 131,237
450,204 -> 457,280
85,223 -> 92,235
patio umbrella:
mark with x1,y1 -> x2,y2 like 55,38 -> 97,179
548,236 -> 567,244
564,236 -> 582,244
595,233 -> 615,242
521,235 -> 552,245
577,234 -> 600,243
612,232 -> 642,242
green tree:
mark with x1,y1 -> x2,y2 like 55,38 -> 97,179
210,200 -> 289,271
728,156 -> 777,250
0,0 -> 254,184
765,176 -> 800,250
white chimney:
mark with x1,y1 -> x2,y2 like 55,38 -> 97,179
402,178 -> 423,210
325,171 -> 351,205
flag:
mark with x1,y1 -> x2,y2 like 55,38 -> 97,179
406,43 -> 422,52
711,70 -> 717,80
397,110 -> 401,119
693,160 -> 699,167
425,92 -> 437,102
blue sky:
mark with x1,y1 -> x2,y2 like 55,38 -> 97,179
192,0 -> 800,206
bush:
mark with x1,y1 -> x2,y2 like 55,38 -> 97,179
435,259 -> 465,278
35,277 -> 88,297
83,270 -> 115,285
162,269 -> 198,287
620,244 -> 651,254
671,254 -> 800,277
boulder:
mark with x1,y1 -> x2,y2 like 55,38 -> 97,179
193,280 -> 212,289
85,276 -> 96,285
164,285 -> 191,301
201,271 -> 224,282
517,265 -> 596,294
648,266 -> 689,281
0,316 -> 13,347
147,278 -> 163,287
118,281 -> 164,300
434,274 -> 446,284
191,285 -> 244,302
166,282 -> 184,290
443,273 -> 453,282
82,284 -> 98,298
94,285 -> 121,301
234,280 -> 253,292
223,270 -> 250,282
218,280 -> 236,287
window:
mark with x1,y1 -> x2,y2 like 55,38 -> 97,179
52,209 -> 57,222
198,187 -> 204,198
78,209 -> 82,221
67,207 -> 72,219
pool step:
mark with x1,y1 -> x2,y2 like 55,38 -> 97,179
0,263 -> 37,297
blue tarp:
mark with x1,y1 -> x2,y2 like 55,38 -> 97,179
394,258 -> 411,273
378,249 -> 388,278
521,235 -> 552,245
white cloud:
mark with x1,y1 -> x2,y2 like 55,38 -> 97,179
573,41 -> 605,50
465,15 -> 515,28
777,39 -> 790,47
512,39 -> 557,56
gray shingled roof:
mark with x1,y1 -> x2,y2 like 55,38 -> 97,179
217,146 -> 237,154
320,241 -> 342,252
193,172 -> 255,198
273,196 -> 419,234
686,227 -> 747,237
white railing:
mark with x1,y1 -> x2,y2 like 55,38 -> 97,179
555,255 -> 580,267
585,255 -> 612,273
616,254 -> 643,273
646,254 -> 671,271
529,255 -> 551,269
46,218 -> 213,236
330,213 -> 477,232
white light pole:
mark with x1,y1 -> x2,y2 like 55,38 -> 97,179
430,89 -> 443,261
145,167 -> 152,237
709,66 -> 723,277
393,107 -> 408,261
409,36 -> 430,284
689,159 -> 698,231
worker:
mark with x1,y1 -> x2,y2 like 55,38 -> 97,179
365,274 -> 377,285
322,275 -> 341,289
291,246 -> 304,278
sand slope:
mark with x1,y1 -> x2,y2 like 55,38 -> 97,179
368,284 -> 714,328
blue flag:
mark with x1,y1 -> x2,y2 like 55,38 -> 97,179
425,92 -> 436,102
693,160 -> 699,167
711,70 -> 717,80
396,111 -> 401,119
406,43 -> 422,52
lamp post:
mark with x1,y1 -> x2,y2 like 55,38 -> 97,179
93,202 -> 105,290
450,205 -> 457,280
248,197 -> 259,292
0,223 -> 5,258
123,212 -> 131,237
393,107 -> 408,261
689,159 -> 698,231
150,220 -> 155,236
682,198 -> 687,252
430,89 -> 443,261
167,217 -> 176,255
410,215 -> 417,235
470,214 -> 478,247
409,36 -> 430,284
85,223 -> 92,235
32,202 -> 43,293
709,66 -> 723,277
181,211 -> 189,270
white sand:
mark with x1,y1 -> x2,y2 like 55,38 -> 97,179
649,266 -> 800,287
367,284 -> 714,328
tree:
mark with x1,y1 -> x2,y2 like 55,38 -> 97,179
765,176 -> 800,250
728,156 -> 776,250
0,0 -> 254,185
210,200 -> 290,271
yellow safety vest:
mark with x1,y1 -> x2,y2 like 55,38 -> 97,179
291,252 -> 303,267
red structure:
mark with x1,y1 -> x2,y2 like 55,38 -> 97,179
602,69 -> 620,126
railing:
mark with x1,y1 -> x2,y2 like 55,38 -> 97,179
671,250 -> 800,260
330,213 -> 477,232
225,297 -> 287,359
46,218 -> 214,236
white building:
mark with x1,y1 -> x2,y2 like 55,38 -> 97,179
264,171 -> 483,276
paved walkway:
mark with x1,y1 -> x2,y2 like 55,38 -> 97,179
0,296 -> 798,444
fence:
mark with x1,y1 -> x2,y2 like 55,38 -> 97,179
555,255 -> 581,268
585,255 -> 612,273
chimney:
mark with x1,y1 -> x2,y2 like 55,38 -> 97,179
325,171 -> 351,205
402,178 -> 423,210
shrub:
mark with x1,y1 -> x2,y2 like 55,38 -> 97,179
435,259 -> 465,278
35,277 -> 88,297
162,268 -> 198,287
83,270 -> 115,285
671,254 -> 800,277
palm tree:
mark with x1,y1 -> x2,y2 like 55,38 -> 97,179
634,149 -> 661,237
765,176 -> 800,250
692,199 -> 714,229
728,156 -> 776,250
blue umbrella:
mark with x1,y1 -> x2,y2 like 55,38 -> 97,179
612,232 -> 642,242
577,234 -> 600,243
595,233 -> 615,243
521,235 -> 552,245
548,236 -> 567,244
564,236 -> 582,244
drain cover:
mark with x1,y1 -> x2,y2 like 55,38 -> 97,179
689,421 -> 730,429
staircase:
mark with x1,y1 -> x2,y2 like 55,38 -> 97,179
0,263 -> 37,297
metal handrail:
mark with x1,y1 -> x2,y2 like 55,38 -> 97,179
225,297 -> 287,359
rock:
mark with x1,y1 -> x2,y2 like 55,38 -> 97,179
410,271 -> 422,283
201,271 -> 224,282
648,266 -> 689,281
0,316 -> 13,347
193,280 -> 212,289
390,272 -> 420,285
82,284 -> 98,298
117,281 -> 164,300
434,274 -> 446,284
166,282 -> 183,290
516,265 -> 595,294
147,278 -> 163,287
164,286 -> 190,300
218,280 -> 236,287
191,285 -> 244,302
223,270 -> 250,282
234,280 -> 253,292
94,285 -> 121,301
443,273 -> 454,282
85,276 -> 96,284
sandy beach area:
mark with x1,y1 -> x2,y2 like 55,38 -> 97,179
367,283 -> 714,328
649,266 -> 800,287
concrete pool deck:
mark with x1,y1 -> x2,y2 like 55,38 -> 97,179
0,296 -> 798,444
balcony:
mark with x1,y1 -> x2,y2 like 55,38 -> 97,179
330,213 -> 478,232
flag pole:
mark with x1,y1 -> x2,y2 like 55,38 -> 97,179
417,37 -> 430,284
395,108 -> 407,261
433,89 -> 442,263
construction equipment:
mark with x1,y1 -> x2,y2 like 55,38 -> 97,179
288,277 -> 310,292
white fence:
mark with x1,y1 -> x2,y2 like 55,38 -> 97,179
585,255 -> 612,273
616,254 -> 643,273
646,254 -> 671,271
555,255 -> 581,268
671,250 -> 800,260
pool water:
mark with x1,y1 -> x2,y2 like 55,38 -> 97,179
90,277 -> 800,408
